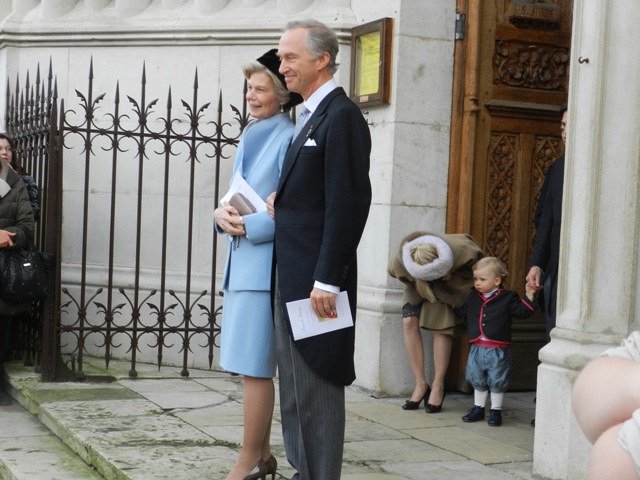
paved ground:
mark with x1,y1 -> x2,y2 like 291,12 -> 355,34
0,358 -> 538,479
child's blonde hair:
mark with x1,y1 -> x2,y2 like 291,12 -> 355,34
473,256 -> 508,283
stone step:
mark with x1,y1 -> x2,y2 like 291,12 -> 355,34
2,359 -> 538,480
2,363 -> 239,480
0,398 -> 104,480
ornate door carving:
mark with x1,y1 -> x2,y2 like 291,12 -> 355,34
447,0 -> 572,390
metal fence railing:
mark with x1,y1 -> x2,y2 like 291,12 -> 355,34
6,60 -> 252,380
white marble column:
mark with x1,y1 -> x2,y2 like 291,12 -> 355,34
533,0 -> 640,478
354,0 -> 457,396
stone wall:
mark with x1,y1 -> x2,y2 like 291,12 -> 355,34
0,0 -> 458,397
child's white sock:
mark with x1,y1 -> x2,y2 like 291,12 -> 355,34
474,389 -> 488,407
490,391 -> 504,410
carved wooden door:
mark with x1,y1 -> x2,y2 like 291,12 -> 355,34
446,0 -> 572,390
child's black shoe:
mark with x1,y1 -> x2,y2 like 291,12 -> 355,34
488,409 -> 502,426
462,405 -> 485,422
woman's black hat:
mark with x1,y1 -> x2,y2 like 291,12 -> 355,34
256,48 -> 303,108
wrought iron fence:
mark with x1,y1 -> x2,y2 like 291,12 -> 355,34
6,59 -> 251,380
5,60 -> 58,373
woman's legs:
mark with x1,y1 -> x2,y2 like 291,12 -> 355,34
402,315 -> 429,401
225,376 -> 275,480
428,332 -> 452,406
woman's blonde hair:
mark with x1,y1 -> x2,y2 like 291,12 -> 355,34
242,61 -> 291,110
410,243 -> 438,265
473,256 -> 508,282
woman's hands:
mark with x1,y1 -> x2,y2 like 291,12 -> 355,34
214,205 -> 245,236
0,229 -> 16,248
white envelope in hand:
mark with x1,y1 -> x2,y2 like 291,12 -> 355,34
220,171 -> 266,212
286,291 -> 353,340
304,138 -> 317,146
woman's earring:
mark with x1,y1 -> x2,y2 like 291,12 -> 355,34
280,102 -> 285,113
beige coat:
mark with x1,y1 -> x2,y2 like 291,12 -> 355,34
388,231 -> 484,334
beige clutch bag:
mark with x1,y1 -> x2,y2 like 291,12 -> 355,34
228,192 -> 256,215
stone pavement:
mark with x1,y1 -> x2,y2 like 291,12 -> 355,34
0,358 -> 537,480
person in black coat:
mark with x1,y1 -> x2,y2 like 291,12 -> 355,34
268,19 -> 371,480
526,107 -> 567,335
457,257 -> 537,427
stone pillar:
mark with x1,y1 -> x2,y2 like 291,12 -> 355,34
354,0 -> 457,396
533,1 -> 640,478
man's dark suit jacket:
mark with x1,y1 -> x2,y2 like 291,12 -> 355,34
274,87 -> 372,386
530,154 -> 564,332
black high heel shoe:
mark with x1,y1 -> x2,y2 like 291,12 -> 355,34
425,391 -> 446,414
402,386 -> 431,410
243,460 -> 267,480
265,455 -> 277,480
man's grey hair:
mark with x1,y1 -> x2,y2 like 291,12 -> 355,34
285,19 -> 339,74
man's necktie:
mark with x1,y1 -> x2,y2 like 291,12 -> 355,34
293,106 -> 310,139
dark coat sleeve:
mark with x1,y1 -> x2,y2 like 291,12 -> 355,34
509,292 -> 537,319
312,101 -> 372,286
530,156 -> 564,273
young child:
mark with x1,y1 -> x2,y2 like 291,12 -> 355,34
456,256 -> 537,426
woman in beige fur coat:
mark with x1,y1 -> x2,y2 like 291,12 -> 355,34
388,231 -> 483,412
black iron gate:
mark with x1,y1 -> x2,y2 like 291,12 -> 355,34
6,60 -> 251,380
4,61 -> 57,374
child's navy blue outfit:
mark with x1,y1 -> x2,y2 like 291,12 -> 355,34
458,288 -> 537,392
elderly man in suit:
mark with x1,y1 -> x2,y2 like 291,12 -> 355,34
526,107 -> 568,336
268,19 -> 372,480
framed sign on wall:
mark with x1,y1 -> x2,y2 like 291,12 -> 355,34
350,17 -> 393,107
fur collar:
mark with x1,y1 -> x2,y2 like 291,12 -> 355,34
402,235 -> 454,281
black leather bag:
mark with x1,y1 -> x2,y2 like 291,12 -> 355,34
0,243 -> 52,303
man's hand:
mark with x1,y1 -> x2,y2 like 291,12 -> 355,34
266,192 -> 276,220
526,266 -> 543,291
310,287 -> 337,318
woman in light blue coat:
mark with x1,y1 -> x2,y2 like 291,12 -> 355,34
214,49 -> 301,480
